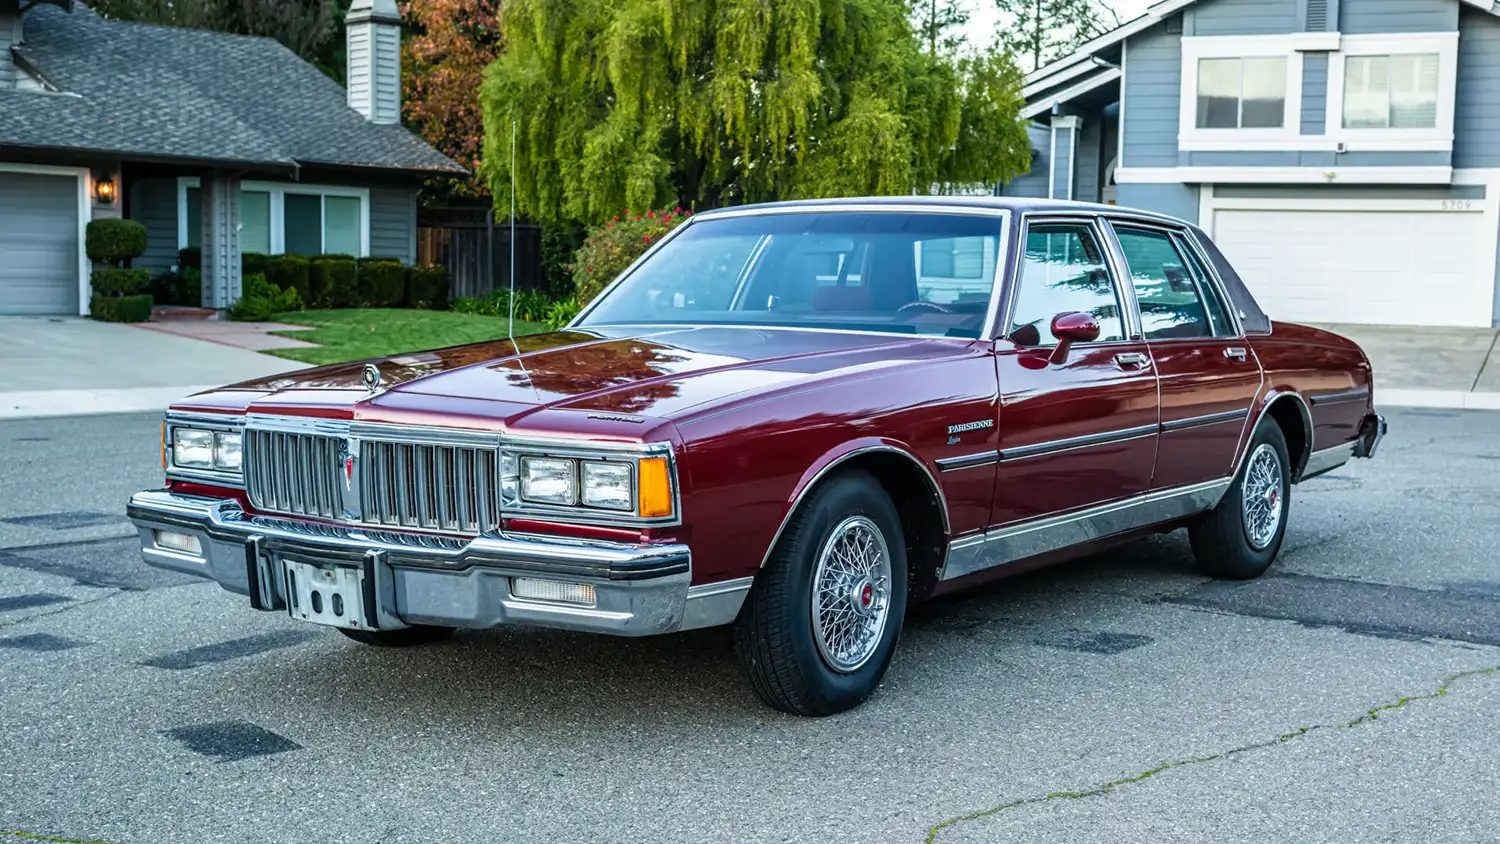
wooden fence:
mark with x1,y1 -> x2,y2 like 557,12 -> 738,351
416,208 -> 544,301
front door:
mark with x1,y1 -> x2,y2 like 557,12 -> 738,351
1106,221 -> 1262,492
979,218 -> 1160,567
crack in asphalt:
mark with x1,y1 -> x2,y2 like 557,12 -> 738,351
924,662 -> 1500,843
1,831 -> 115,844
0,592 -> 122,632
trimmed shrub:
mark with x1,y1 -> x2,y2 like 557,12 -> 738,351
178,247 -> 201,270
357,258 -> 406,307
265,255 -> 311,303
230,273 -> 302,322
572,206 -> 687,305
182,266 -> 203,307
85,219 -> 148,267
90,294 -> 153,323
90,268 -> 151,297
310,256 -> 357,308
242,252 -> 271,277
405,264 -> 450,310
312,253 -> 358,263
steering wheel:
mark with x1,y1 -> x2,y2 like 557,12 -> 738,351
896,301 -> 954,315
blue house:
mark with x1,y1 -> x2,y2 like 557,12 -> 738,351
1004,0 -> 1500,329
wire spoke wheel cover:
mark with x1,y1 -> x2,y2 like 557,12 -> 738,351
810,515 -> 893,673
1241,443 -> 1284,551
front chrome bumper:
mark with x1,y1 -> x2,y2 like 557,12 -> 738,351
127,490 -> 749,636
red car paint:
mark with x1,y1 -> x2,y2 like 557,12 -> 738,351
163,203 -> 1378,596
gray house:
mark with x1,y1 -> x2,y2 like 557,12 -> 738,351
1004,0 -> 1500,329
0,0 -> 463,316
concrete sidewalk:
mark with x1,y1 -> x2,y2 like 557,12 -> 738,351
1315,323 -> 1500,410
0,316 -> 303,419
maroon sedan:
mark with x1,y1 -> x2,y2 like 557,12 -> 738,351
128,198 -> 1386,715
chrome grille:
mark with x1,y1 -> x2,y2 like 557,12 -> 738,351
358,440 -> 500,534
244,429 -> 345,520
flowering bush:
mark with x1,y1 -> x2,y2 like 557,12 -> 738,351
570,207 -> 688,305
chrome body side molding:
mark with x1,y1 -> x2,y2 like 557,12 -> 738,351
936,451 -> 1001,472
1160,408 -> 1249,433
1308,387 -> 1371,406
997,423 -> 1158,462
1301,441 -> 1355,481
940,478 -> 1232,581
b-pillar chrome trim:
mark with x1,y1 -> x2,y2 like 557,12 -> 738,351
939,478 -> 1233,581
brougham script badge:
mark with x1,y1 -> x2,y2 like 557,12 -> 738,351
946,419 -> 994,435
361,363 -> 381,394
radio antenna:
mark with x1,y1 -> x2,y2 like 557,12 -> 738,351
507,119 -> 518,343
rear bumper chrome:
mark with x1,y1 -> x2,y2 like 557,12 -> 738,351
127,490 -> 747,637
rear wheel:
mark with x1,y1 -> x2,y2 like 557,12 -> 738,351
734,470 -> 908,716
338,625 -> 455,647
1189,421 -> 1292,579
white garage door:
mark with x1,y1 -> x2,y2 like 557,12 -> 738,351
1211,207 -> 1492,328
0,171 -> 81,315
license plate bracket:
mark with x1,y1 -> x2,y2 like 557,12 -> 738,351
282,559 -> 374,630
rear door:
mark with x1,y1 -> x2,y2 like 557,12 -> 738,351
1105,219 -> 1262,491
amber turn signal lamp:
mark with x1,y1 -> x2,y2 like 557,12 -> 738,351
637,457 -> 673,518
160,422 -> 168,470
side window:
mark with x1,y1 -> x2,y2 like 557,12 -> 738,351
1113,225 -> 1228,340
1172,232 -> 1235,336
1007,222 -> 1126,347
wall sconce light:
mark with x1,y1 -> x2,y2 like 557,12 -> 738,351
94,176 -> 117,205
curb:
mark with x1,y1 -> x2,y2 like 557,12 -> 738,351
0,386 -> 220,420
1380,388 -> 1500,411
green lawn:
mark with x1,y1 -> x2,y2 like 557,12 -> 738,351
267,309 -> 550,366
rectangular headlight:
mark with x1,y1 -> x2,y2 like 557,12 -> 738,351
520,456 -> 577,505
213,431 -> 242,471
172,429 -> 214,469
581,461 -> 633,510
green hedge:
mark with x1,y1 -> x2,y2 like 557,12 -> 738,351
405,265 -> 450,310
90,268 -> 151,297
178,247 -> 201,270
265,255 -> 310,303
90,294 -> 153,323
86,219 -> 148,267
242,252 -> 271,277
310,256 -> 357,308
357,258 -> 405,307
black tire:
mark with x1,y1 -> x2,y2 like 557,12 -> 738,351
733,470 -> 908,716
1189,420 -> 1292,580
337,625 -> 456,647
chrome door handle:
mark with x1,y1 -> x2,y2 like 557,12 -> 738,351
1224,347 -> 1248,360
1114,352 -> 1150,369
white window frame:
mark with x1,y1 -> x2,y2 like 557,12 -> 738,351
176,177 -> 371,256
1325,32 -> 1458,153
1179,35 -> 1307,152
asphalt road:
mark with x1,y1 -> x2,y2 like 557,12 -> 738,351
2,408 -> 1498,843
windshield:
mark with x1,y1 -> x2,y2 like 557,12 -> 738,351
576,212 -> 1006,338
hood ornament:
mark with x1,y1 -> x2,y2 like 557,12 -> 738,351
361,363 -> 382,394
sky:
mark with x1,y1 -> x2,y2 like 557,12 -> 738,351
964,0 -> 1154,52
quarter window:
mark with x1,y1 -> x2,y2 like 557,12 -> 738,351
1343,53 -> 1440,129
1196,57 -> 1287,129
1113,226 -> 1232,340
1007,223 -> 1125,347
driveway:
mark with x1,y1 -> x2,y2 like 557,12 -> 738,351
0,316 -> 302,419
1,407 -> 1497,843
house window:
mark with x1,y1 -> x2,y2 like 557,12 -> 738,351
178,179 -> 369,256
1196,57 -> 1287,129
1343,54 -> 1440,130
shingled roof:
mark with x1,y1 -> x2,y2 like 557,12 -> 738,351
0,2 -> 464,175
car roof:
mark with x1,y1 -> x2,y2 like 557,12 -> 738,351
692,196 -> 1195,228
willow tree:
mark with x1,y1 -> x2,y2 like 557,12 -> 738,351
480,0 -> 1031,224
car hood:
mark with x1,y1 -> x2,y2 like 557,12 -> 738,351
210,326 -> 976,428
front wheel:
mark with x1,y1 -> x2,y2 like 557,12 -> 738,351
734,470 -> 908,716
1189,421 -> 1292,579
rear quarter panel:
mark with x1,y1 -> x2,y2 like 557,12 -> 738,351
673,348 -> 999,584
1249,322 -> 1374,453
